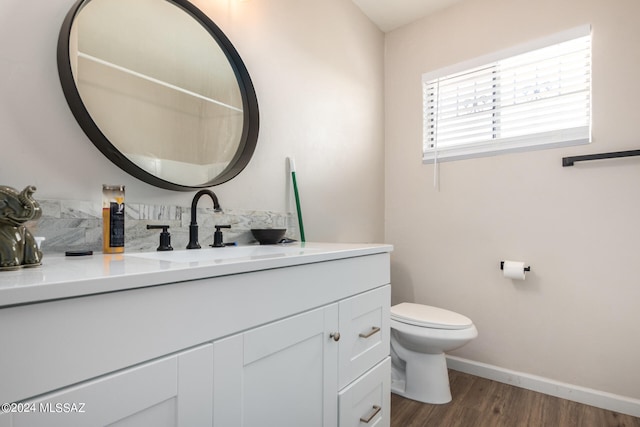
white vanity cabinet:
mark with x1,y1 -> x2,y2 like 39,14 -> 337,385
213,304 -> 340,427
13,344 -> 214,427
0,243 -> 391,427
338,286 -> 391,427
212,285 -> 391,427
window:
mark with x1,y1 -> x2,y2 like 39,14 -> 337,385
423,25 -> 591,163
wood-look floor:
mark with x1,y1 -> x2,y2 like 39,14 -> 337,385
391,370 -> 640,427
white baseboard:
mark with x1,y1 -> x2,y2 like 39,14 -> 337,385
446,355 -> 640,418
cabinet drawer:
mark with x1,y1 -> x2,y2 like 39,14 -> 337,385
339,357 -> 390,427
339,285 -> 390,388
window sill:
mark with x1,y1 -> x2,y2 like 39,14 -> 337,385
423,136 -> 590,164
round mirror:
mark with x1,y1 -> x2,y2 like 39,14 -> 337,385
57,0 -> 259,190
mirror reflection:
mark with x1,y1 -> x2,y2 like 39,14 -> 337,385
59,0 -> 259,190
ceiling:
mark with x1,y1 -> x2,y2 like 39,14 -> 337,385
351,0 -> 464,32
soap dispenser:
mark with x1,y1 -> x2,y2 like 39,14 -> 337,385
146,225 -> 173,251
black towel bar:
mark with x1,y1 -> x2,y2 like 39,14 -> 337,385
562,149 -> 640,167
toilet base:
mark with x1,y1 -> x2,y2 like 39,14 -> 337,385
391,351 -> 452,404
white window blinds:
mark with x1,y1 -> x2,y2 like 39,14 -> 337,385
423,25 -> 591,162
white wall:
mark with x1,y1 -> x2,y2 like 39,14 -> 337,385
385,0 -> 640,399
0,0 -> 385,243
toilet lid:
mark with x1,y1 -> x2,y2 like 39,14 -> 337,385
391,303 -> 473,330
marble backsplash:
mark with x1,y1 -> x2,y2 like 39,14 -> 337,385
27,199 -> 296,254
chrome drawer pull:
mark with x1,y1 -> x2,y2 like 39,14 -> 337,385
359,405 -> 381,423
330,332 -> 341,342
359,326 -> 381,339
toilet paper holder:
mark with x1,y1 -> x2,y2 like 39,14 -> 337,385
500,261 -> 530,272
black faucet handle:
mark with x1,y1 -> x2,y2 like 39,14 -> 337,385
212,225 -> 231,248
146,224 -> 173,252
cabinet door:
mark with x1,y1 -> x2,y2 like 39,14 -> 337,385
339,285 -> 390,389
213,304 -> 339,427
339,357 -> 391,427
12,344 -> 213,427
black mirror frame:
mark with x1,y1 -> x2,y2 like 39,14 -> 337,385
57,0 -> 259,191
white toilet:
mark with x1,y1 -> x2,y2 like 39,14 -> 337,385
390,302 -> 478,404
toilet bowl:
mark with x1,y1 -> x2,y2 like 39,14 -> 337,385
390,302 -> 477,404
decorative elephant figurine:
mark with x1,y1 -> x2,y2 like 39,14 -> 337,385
0,185 -> 43,269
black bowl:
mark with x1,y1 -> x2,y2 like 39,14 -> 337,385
251,228 -> 286,245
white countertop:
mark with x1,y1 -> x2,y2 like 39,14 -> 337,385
0,242 -> 392,308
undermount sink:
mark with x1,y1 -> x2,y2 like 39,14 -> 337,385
126,245 -> 318,264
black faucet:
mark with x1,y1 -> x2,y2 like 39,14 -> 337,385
186,190 -> 222,249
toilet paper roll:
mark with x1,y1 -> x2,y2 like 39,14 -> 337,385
503,260 -> 526,280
